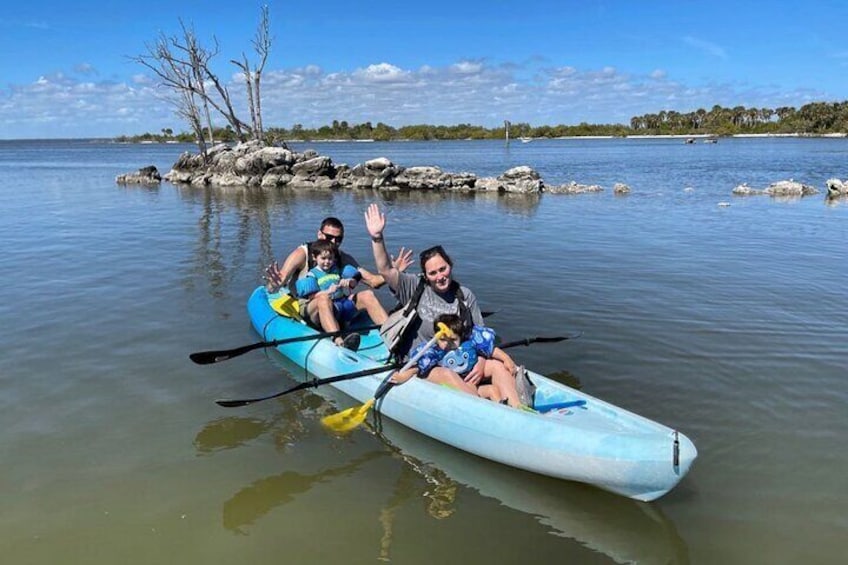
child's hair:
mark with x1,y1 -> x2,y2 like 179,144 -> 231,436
433,313 -> 467,340
310,239 -> 339,260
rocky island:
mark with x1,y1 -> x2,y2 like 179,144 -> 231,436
115,140 -> 627,195
116,140 -> 847,201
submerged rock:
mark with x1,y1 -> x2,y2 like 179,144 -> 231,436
545,181 -> 604,194
764,180 -> 818,197
733,180 -> 818,197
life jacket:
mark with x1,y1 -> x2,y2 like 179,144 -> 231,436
380,276 -> 474,362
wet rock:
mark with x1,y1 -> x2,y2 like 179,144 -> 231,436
732,183 -> 762,195
116,165 -> 161,184
764,180 -> 818,197
499,166 -> 543,194
545,181 -> 604,194
826,178 -> 847,197
291,155 -> 333,177
734,180 -> 818,197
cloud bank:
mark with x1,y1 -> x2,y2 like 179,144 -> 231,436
0,58 -> 827,139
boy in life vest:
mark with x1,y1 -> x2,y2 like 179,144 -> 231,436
390,313 -> 522,407
295,239 -> 363,350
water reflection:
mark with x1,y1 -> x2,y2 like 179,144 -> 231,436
173,183 -> 543,301
367,188 -> 542,217
825,194 -> 846,207
375,420 -> 691,564
193,391 -> 328,455
174,184 -> 283,300
195,387 -> 688,563
194,391 -> 461,549
221,450 -> 386,535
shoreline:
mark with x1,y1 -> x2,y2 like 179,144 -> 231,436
4,132 -> 847,143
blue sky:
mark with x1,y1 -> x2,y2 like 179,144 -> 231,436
2,0 -> 847,139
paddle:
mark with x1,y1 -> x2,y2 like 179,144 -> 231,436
215,363 -> 401,407
190,311 -> 498,365
498,332 -> 582,349
189,325 -> 378,365
214,331 -> 581,409
320,323 -> 455,433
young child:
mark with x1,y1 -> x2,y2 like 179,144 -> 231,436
295,239 -> 362,349
390,314 -> 522,407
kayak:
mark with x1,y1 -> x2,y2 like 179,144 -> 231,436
248,286 -> 697,501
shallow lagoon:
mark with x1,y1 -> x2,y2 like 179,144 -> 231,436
0,137 -> 845,564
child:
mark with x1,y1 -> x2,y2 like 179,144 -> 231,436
390,314 -> 522,407
295,239 -> 362,349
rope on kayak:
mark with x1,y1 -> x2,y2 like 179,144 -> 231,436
673,430 -> 680,473
261,314 -> 276,342
303,339 -> 320,381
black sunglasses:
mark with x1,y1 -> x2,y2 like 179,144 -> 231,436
320,231 -> 343,243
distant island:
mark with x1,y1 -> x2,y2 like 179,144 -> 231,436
116,102 -> 848,143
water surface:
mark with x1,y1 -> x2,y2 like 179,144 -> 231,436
1,138 -> 846,564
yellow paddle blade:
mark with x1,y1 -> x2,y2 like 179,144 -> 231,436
321,398 -> 375,433
269,292 -> 301,320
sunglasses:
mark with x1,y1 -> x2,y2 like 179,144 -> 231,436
320,231 -> 344,243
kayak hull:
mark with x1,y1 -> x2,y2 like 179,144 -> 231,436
248,286 -> 696,501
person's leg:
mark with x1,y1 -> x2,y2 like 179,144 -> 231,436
476,383 -> 502,402
305,294 -> 343,345
485,359 -> 521,407
425,367 -> 478,396
352,290 -> 388,325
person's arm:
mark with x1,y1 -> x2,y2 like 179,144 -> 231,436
356,266 -> 385,289
389,366 -> 418,385
491,347 -> 516,376
265,246 -> 307,292
364,203 -> 400,290
356,247 -> 413,288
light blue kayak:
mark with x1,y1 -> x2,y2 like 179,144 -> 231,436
249,286 -> 697,501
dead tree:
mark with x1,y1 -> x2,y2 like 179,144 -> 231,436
133,32 -> 210,158
231,5 -> 271,143
132,7 -> 272,149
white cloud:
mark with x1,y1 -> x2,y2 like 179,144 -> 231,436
0,56 -> 832,139
450,61 -> 484,75
683,36 -> 728,59
353,63 -> 411,83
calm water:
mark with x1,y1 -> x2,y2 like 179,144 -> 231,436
1,138 -> 846,564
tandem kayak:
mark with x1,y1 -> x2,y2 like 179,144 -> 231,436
248,286 -> 697,501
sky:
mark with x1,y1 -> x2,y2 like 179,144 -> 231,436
2,0 -> 848,139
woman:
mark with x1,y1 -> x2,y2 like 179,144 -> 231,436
365,203 -> 512,395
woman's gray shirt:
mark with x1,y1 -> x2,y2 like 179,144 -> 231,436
394,272 -> 483,352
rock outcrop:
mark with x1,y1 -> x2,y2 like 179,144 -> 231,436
116,165 -> 161,184
732,180 -> 819,197
147,141 -> 634,196
826,178 -> 848,197
544,181 -> 603,194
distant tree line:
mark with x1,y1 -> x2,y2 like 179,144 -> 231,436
119,100 -> 848,143
629,102 -> 848,135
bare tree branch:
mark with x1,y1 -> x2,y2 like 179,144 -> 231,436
132,6 -> 271,149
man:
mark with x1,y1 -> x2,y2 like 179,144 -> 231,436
264,217 -> 404,348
